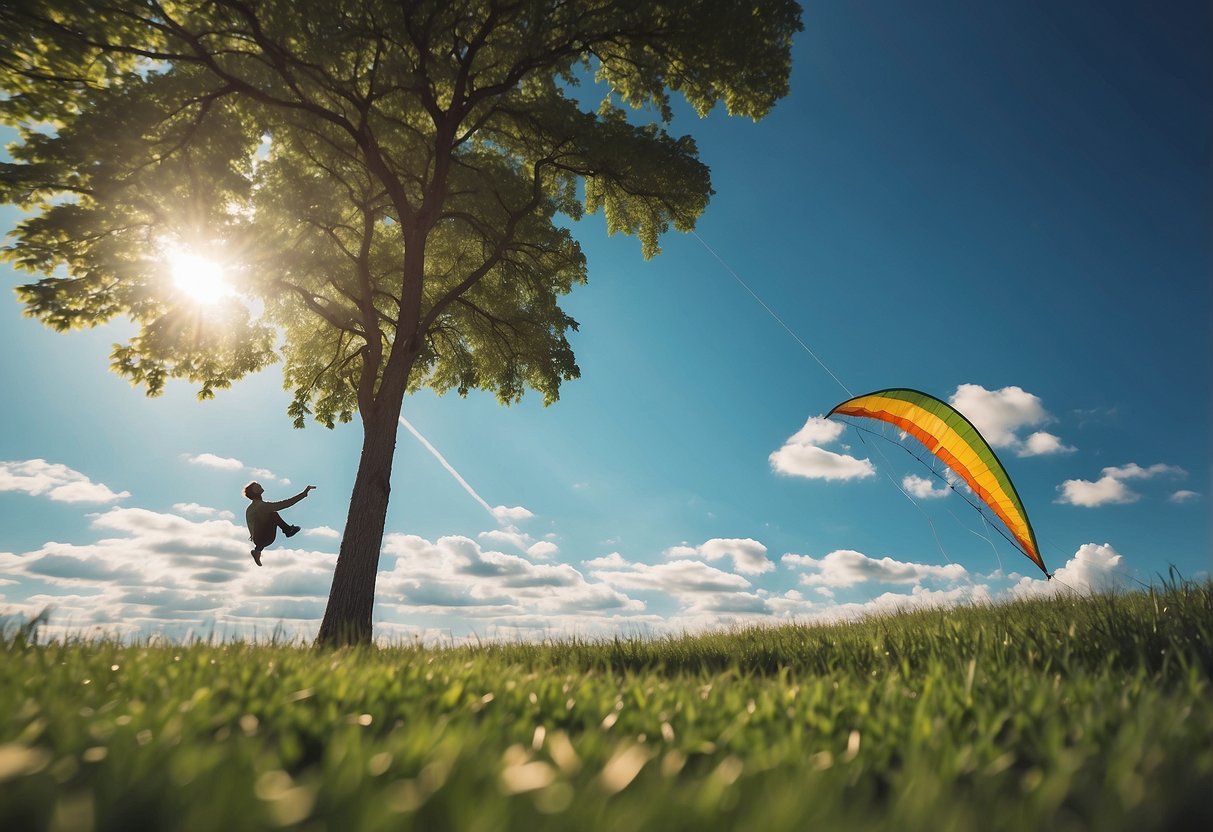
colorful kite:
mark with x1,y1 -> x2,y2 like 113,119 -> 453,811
828,388 -> 1050,577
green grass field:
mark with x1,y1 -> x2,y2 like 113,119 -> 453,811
3,580 -> 1211,831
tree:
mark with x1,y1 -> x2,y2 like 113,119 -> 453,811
0,0 -> 802,645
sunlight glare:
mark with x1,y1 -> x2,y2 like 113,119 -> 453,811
167,248 -> 231,304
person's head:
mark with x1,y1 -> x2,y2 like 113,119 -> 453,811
243,481 -> 265,500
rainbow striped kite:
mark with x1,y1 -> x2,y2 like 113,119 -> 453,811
828,388 -> 1049,577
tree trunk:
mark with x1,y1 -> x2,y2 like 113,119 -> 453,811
317,205 -> 431,647
315,393 -> 407,647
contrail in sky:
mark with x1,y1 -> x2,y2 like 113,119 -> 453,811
398,416 -> 500,523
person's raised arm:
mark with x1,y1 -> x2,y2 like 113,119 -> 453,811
265,485 -> 316,512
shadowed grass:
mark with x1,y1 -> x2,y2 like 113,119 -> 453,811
2,580 -> 1210,831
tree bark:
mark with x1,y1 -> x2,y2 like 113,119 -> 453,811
315,385 -> 408,647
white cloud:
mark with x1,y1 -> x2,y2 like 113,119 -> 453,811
181,454 -> 288,484
902,474 -> 950,499
378,535 -> 642,619
0,500 -> 969,639
584,553 -> 629,569
1020,431 -> 1075,457
1057,462 -> 1186,507
1169,490 -> 1200,504
814,584 -> 993,622
769,416 -> 875,481
173,502 -> 235,520
664,538 -> 773,575
492,505 -> 534,523
783,549 -> 967,588
526,541 -> 559,560
1012,543 -> 1126,597
479,528 -> 531,551
786,416 -> 847,446
1057,475 -> 1133,507
0,463 -> 1165,645
0,459 -> 129,504
682,591 -> 773,616
3,512 -> 722,641
1109,463 -> 1186,479
949,384 -> 1072,457
949,384 -> 1046,447
250,467 -> 288,485
0,514 -> 645,640
47,481 -> 130,503
183,453 -> 244,471
590,557 -> 752,595
0,503 -> 342,639
478,526 -> 556,560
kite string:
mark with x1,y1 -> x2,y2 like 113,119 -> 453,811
852,425 -> 956,568
694,230 -> 1007,577
843,420 -> 1049,571
1067,551 -> 1152,591
917,461 -> 1005,575
692,231 -> 854,398
851,423 -> 1146,590
973,514 -> 1004,575
692,230 -> 1069,584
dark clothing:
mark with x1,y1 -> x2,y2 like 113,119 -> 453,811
250,511 -> 293,549
246,489 -> 309,550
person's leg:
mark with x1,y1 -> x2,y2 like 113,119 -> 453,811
272,511 -> 301,538
250,528 -> 275,566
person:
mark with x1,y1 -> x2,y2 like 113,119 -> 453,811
244,482 -> 316,566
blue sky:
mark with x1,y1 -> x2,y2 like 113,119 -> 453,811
1,0 -> 1209,641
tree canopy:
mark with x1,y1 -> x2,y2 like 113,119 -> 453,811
0,0 -> 803,644
2,0 -> 801,417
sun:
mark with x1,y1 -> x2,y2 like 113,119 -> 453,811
165,247 -> 232,304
